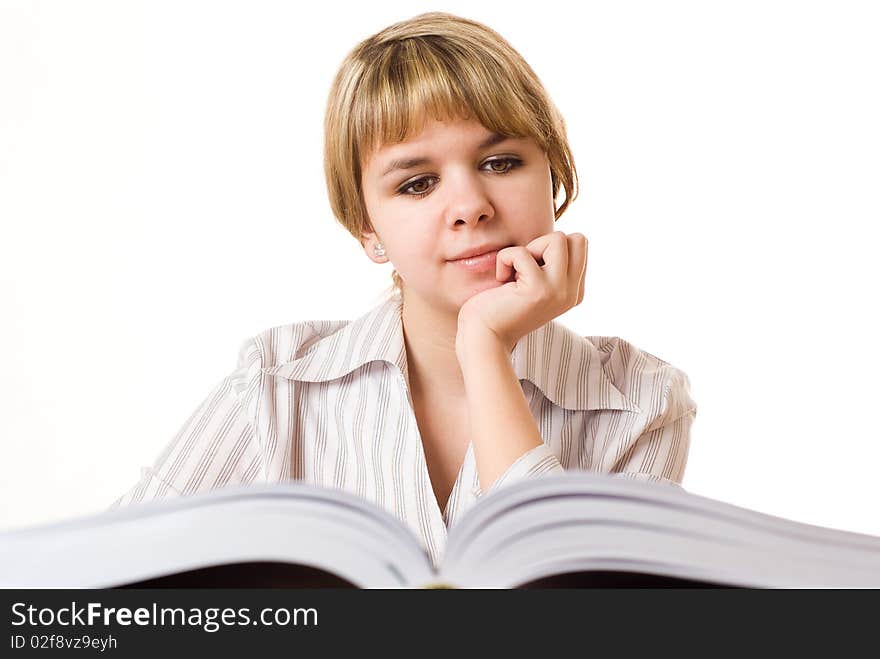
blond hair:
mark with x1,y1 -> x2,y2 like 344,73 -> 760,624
323,11 -> 579,301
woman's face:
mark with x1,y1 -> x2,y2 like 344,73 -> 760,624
360,115 -> 556,314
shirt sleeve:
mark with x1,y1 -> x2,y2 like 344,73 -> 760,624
473,443 -> 565,498
107,336 -> 265,510
606,365 -> 696,489
473,364 -> 697,498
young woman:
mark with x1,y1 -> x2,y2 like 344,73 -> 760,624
112,12 -> 697,568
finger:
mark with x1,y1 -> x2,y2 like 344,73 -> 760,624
567,233 -> 586,282
519,232 -> 553,264
566,233 -> 588,305
495,246 -> 516,282
495,234 -> 552,282
522,231 -> 569,290
499,231 -> 571,289
543,231 -> 570,295
496,245 -> 544,287
581,235 -> 588,303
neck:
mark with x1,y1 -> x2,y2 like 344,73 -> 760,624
400,292 -> 466,401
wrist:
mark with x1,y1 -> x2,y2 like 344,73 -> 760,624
455,323 -> 513,366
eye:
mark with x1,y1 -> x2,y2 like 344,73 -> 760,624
396,157 -> 524,199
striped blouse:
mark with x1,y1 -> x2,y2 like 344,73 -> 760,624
110,293 -> 697,569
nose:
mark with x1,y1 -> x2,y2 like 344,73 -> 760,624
444,170 -> 495,228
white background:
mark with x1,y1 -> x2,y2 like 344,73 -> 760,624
1,1 -> 878,537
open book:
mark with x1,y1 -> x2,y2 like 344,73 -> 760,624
3,472 -> 879,588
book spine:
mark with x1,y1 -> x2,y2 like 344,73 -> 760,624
418,582 -> 459,589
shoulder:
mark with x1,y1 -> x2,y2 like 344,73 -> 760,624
585,335 -> 682,379
239,318 -> 352,369
221,317 -> 353,395
586,335 -> 697,425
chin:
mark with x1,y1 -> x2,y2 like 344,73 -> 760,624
459,278 -> 504,301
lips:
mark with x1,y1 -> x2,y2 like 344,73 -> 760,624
447,249 -> 501,273
448,243 -> 510,261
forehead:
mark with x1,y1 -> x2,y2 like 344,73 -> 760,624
368,116 -> 481,154
392,115 -> 492,142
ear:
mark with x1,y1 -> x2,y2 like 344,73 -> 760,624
360,229 -> 388,263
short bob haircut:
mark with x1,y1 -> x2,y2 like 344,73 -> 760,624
323,11 -> 579,300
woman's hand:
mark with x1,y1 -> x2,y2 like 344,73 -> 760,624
455,230 -> 588,361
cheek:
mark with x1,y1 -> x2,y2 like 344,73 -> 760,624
503,186 -> 555,232
389,231 -> 437,269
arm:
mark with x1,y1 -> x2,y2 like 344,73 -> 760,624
454,231 -> 586,495
458,331 -> 697,495
457,328 -> 562,494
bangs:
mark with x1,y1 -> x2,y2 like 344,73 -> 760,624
353,37 -> 548,165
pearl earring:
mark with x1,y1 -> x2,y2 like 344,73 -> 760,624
373,243 -> 386,257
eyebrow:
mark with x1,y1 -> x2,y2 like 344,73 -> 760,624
380,132 -> 514,178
